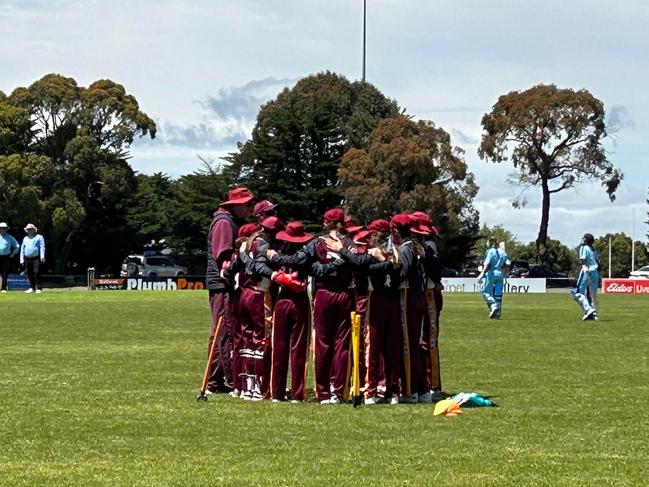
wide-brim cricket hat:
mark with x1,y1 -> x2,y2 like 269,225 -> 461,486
0,222 -> 8,229
276,221 -> 313,243
24,223 -> 37,232
221,187 -> 254,206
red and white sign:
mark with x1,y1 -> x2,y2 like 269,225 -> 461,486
635,281 -> 649,295
602,278 -> 649,295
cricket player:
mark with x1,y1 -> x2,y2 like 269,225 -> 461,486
268,208 -> 353,404
268,221 -> 315,402
0,222 -> 20,293
204,187 -> 254,394
20,224 -> 46,293
411,211 -> 444,399
477,237 -> 509,319
571,233 -> 600,321
391,214 -> 431,403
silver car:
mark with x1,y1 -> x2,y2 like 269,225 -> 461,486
120,255 -> 188,277
629,265 -> 649,280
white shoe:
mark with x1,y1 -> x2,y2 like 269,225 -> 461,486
243,391 -> 253,401
25,288 -> 34,294
1,290 -> 7,294
582,308 -> 596,321
489,305 -> 498,319
364,396 -> 378,405
250,393 -> 263,401
328,396 -> 341,404
389,396 -> 399,405
290,400 -> 301,404
229,389 -> 240,398
320,398 -> 333,404
35,289 -> 42,294
271,399 -> 281,403
418,391 -> 433,403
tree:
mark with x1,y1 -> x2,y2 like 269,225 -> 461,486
516,237 -> 580,275
476,224 -> 522,258
4,73 -> 156,272
478,84 -> 623,256
223,71 -> 399,227
338,115 -> 480,269
593,233 -> 649,278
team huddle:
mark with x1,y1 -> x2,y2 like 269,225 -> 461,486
197,187 -> 601,405
198,187 -> 444,405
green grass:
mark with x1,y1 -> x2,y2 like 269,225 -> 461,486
0,291 -> 648,486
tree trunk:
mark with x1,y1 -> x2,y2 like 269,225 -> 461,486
536,178 -> 551,259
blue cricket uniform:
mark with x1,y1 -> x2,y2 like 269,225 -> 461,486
571,245 -> 599,315
480,247 -> 509,313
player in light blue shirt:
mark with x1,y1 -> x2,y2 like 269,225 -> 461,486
0,222 -> 20,293
571,233 -> 599,320
20,223 -> 46,293
477,238 -> 510,319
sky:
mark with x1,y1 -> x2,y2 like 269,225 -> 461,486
1,0 -> 648,245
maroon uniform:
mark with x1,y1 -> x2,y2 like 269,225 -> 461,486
205,208 -> 239,391
365,260 -> 403,400
397,239 -> 428,398
238,235 -> 275,400
271,235 -> 353,402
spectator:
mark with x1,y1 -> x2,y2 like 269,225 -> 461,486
0,222 -> 20,293
20,223 -> 46,294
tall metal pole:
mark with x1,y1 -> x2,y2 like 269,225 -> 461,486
608,235 -> 612,278
631,207 -> 636,272
362,0 -> 367,83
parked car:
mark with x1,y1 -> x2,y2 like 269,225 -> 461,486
120,255 -> 188,277
521,264 -> 574,288
629,265 -> 649,279
508,260 -> 529,278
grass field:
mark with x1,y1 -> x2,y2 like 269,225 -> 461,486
1,291 -> 648,486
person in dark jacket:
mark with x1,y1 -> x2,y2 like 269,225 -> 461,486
411,211 -> 444,399
204,187 -> 254,394
390,214 -> 431,404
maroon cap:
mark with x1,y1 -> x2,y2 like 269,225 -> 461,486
323,208 -> 345,224
260,216 -> 285,233
221,187 -> 254,206
411,223 -> 434,236
238,223 -> 259,238
346,225 -> 364,236
276,221 -> 314,243
411,211 -> 433,226
367,218 -> 390,234
353,229 -> 372,244
253,200 -> 277,217
390,213 -> 414,229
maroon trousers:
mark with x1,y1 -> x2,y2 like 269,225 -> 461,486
238,287 -> 269,384
402,289 -> 428,396
365,290 -> 402,399
230,290 -> 243,392
270,290 -> 310,401
207,289 -> 234,390
313,287 -> 354,400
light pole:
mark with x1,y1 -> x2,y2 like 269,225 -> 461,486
362,0 -> 367,83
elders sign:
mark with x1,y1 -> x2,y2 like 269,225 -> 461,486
602,278 -> 649,295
